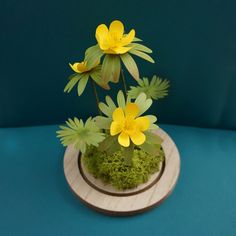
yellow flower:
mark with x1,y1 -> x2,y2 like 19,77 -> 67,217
110,103 -> 150,147
95,20 -> 135,54
69,60 -> 99,73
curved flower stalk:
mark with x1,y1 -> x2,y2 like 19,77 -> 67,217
128,75 -> 170,100
85,20 -> 154,84
64,59 -> 110,96
57,117 -> 105,154
95,91 -> 162,165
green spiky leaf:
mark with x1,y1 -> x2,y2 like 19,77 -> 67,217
57,117 -> 105,153
128,75 -> 170,100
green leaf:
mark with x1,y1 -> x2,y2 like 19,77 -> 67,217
120,53 -> 139,80
94,116 -> 112,129
99,102 -> 113,117
128,75 -> 170,100
123,143 -> 134,166
129,43 -> 152,53
85,44 -> 103,69
90,70 -> 110,90
98,135 -> 120,154
77,74 -> 89,96
64,74 -> 82,93
105,96 -> 116,111
129,49 -> 155,63
135,92 -> 153,115
149,124 -> 159,130
117,90 -> 126,109
146,115 -> 157,124
57,117 -> 105,153
139,142 -> 161,156
101,54 -> 121,83
132,37 -> 142,42
145,131 -> 163,144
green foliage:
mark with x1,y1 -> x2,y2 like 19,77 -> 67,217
64,65 -> 109,97
97,90 -> 126,118
77,74 -> 89,96
56,117 -> 105,153
140,131 -> 163,156
134,92 -> 153,115
83,146 -> 164,190
116,90 -> 126,109
101,55 -> 121,83
63,74 -> 82,93
85,37 -> 154,83
95,91 -> 156,132
128,75 -> 170,100
98,135 -> 121,154
85,45 -> 103,69
120,53 -> 139,80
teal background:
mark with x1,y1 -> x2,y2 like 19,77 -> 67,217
1,0 -> 236,129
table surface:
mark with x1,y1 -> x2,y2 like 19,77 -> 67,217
0,124 -> 236,236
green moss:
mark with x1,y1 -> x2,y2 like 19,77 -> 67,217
83,146 -> 164,190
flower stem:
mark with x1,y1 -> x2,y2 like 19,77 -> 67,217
123,143 -> 134,166
90,79 -> 102,116
121,69 -> 128,97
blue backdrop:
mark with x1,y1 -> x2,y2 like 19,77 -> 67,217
1,0 -> 236,129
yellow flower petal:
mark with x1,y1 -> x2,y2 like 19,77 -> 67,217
110,46 -> 132,54
135,117 -> 150,131
109,20 -> 124,39
77,62 -> 88,72
118,132 -> 130,147
130,131 -> 146,146
95,24 -> 110,50
120,29 -> 135,46
112,107 -> 125,122
125,103 -> 139,119
69,63 -> 81,73
110,121 -> 122,136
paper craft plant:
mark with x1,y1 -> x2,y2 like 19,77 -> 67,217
57,20 -> 169,168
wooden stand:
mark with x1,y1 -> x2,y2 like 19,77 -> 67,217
63,128 -> 180,216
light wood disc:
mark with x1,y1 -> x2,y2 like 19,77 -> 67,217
63,128 -> 180,216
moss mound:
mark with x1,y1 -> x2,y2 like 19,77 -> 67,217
83,146 -> 164,190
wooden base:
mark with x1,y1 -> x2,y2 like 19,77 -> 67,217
63,128 -> 180,216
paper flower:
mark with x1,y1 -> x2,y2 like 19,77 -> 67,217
64,60 -> 109,96
69,61 -> 96,73
128,75 -> 170,100
110,103 -> 150,147
85,20 -> 154,83
95,91 -> 159,131
57,117 -> 105,153
95,20 -> 135,54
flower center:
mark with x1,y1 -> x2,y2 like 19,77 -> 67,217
122,118 -> 136,135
